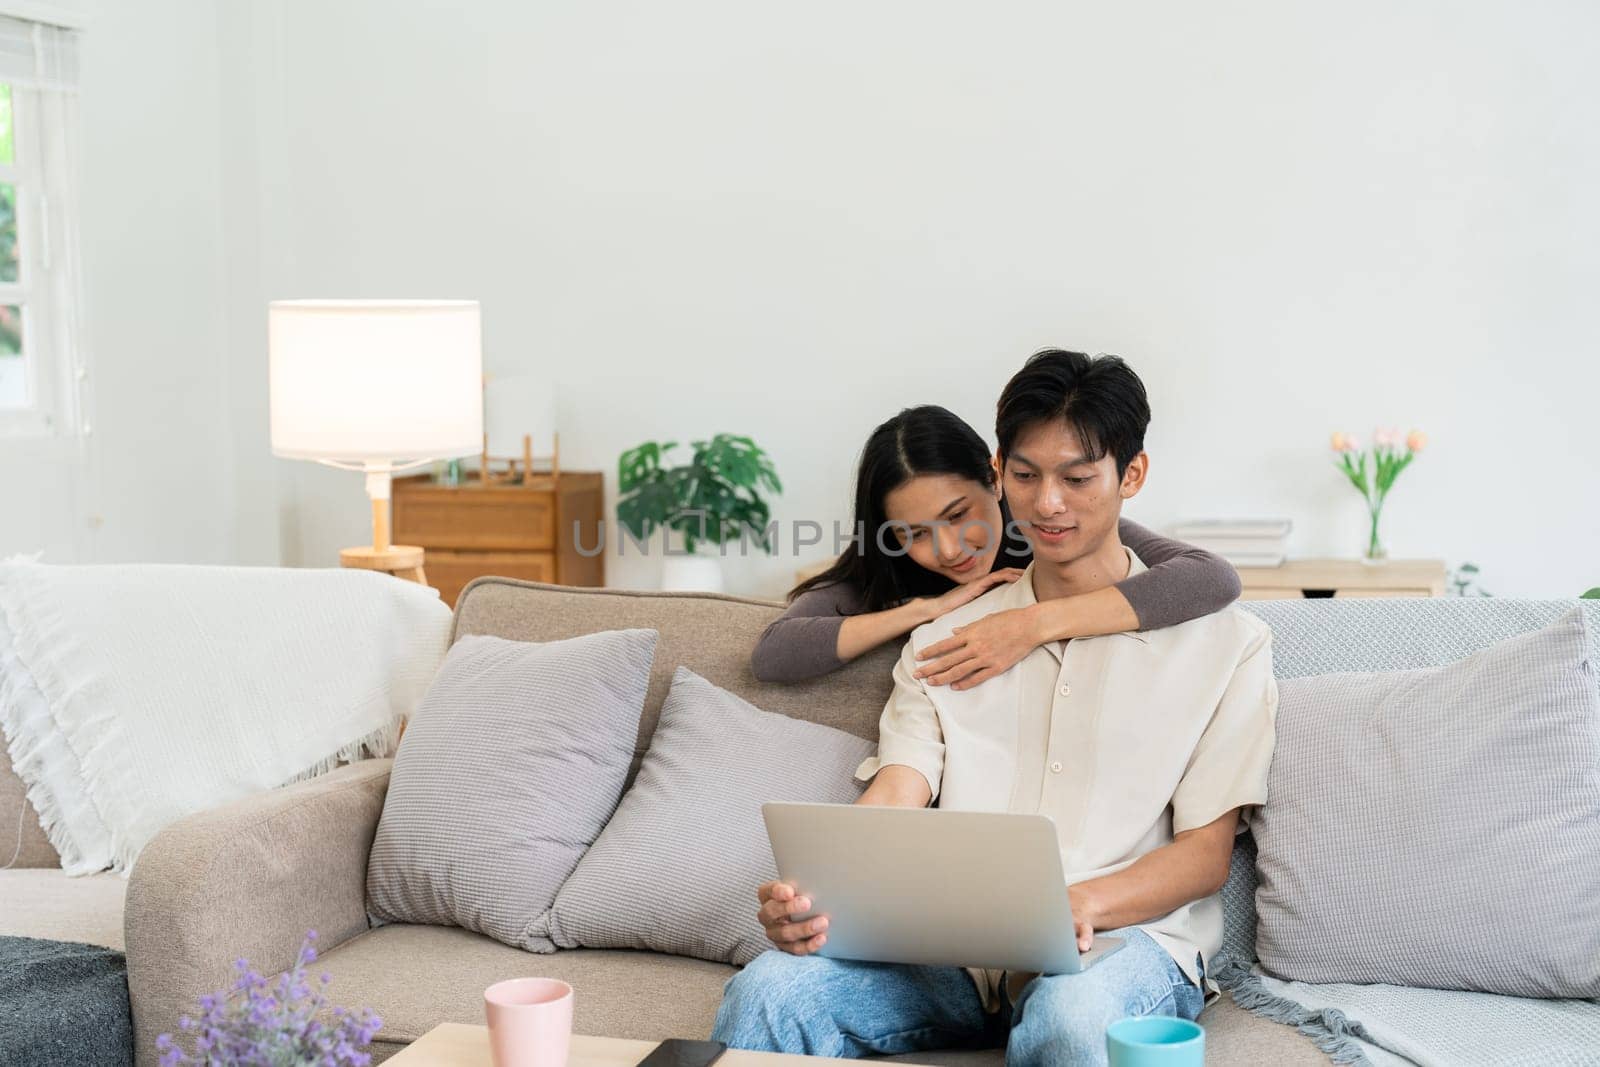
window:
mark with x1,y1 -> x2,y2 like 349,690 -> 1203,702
0,13 -> 80,438
0,83 -> 29,408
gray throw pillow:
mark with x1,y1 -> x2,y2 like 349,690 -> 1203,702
1253,608 -> 1600,997
543,666 -> 874,965
365,629 -> 658,951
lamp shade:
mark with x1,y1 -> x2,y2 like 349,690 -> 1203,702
269,299 -> 484,463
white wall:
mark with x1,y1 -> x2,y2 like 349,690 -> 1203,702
237,0 -> 1599,598
215,1 -> 287,566
25,2 -> 1598,598
0,0 -> 239,564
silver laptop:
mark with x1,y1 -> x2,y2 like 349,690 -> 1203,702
762,802 -> 1125,974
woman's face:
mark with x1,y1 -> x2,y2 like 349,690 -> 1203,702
882,473 -> 1006,584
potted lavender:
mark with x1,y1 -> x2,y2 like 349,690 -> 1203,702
156,932 -> 382,1067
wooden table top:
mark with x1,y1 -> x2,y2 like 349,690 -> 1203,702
385,1024 -> 933,1066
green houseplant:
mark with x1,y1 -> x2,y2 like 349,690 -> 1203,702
617,434 -> 782,589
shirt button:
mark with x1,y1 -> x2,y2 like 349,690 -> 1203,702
1050,761 -> 1063,773
1059,684 -> 1072,697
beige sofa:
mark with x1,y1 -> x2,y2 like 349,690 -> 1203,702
4,577 -> 1328,1065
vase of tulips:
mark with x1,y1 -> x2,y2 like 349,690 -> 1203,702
1329,428 -> 1427,562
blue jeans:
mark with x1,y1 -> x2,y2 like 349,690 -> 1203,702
710,929 -> 1203,1067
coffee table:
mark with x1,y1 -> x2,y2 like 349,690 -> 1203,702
386,1023 -> 932,1065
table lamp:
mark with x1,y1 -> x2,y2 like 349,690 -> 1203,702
268,299 -> 483,583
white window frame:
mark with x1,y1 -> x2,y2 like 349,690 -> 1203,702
0,15 -> 82,442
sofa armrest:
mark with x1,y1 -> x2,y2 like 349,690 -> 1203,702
124,759 -> 391,1066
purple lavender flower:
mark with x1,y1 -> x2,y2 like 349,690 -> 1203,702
156,931 -> 383,1066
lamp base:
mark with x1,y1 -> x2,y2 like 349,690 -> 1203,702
340,544 -> 428,586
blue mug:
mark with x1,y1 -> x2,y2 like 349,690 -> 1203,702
1106,1016 -> 1204,1066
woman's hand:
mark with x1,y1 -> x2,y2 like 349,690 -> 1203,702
912,602 -> 1041,690
916,567 -> 1024,625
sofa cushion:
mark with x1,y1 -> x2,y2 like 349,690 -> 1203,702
450,579 -> 901,781
0,869 -> 127,949
1253,609 -> 1600,997
316,925 -> 737,1053
309,924 -> 1328,1065
366,630 -> 658,952
1223,596 -> 1600,973
546,667 -> 873,965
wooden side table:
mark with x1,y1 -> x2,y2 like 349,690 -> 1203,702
339,545 -> 427,586
393,471 -> 606,607
1235,558 -> 1448,600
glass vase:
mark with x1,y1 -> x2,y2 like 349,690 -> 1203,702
1364,503 -> 1387,563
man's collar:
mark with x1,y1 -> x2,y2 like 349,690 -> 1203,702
1013,545 -> 1149,659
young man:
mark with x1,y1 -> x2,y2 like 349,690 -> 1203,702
712,350 -> 1278,1066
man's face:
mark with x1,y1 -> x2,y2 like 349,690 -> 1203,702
1001,418 -> 1147,564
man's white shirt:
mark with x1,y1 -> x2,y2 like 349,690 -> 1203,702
855,548 -> 1278,1003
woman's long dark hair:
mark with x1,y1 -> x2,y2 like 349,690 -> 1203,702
789,405 -> 1031,611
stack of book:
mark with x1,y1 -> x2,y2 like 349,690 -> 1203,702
1170,519 -> 1292,568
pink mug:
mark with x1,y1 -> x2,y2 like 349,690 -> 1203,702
484,978 -> 574,1067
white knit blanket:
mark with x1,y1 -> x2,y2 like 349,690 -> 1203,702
0,562 -> 452,875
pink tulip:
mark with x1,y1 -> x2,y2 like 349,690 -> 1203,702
1407,429 -> 1427,452
1343,436 -> 1360,452
1373,427 -> 1401,448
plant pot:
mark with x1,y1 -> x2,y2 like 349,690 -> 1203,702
660,554 -> 725,593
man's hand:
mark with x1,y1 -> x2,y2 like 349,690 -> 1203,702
757,880 -> 829,955
756,767 -> 927,956
1062,809 -> 1240,951
1068,883 -> 1101,952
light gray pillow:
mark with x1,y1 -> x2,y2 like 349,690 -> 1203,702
544,666 -> 874,965
365,629 -> 658,951
1253,608 -> 1600,997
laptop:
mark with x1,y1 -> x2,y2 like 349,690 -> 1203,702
762,802 -> 1125,974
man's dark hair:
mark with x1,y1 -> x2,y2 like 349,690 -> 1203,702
995,349 -> 1151,476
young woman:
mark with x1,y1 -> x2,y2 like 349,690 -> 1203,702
751,405 -> 1240,688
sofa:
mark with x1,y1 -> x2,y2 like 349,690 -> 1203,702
21,578 -> 1589,1065
104,575 -> 1343,1066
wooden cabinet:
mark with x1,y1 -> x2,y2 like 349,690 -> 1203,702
1236,558 -> 1447,600
393,471 -> 605,607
